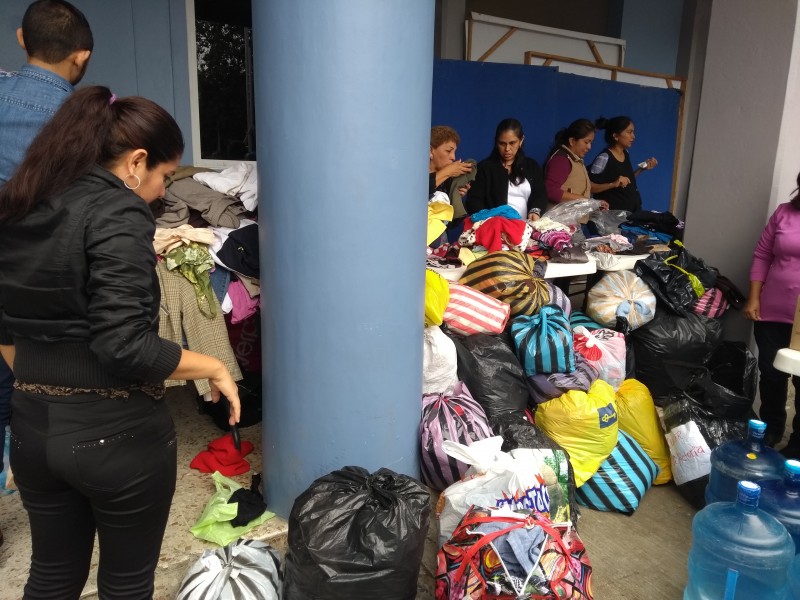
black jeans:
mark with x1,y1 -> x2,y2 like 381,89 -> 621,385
10,388 -> 177,600
753,320 -> 800,444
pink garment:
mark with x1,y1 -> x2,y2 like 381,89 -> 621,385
228,279 -> 260,324
544,154 -> 572,202
749,202 -> 800,323
473,217 -> 528,252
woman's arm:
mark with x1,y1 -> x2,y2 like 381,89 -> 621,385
170,350 -> 241,423
544,155 -> 572,202
0,345 -> 14,371
634,157 -> 658,177
589,151 -> 630,193
742,281 -> 763,321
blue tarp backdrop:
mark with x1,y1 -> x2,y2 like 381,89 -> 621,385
431,59 -> 681,212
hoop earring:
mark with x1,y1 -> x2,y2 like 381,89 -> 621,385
124,174 -> 141,190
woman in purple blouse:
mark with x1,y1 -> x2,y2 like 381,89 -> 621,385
744,171 -> 800,457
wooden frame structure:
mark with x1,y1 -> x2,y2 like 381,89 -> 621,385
524,51 -> 687,212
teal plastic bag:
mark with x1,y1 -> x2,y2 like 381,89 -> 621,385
190,471 -> 275,546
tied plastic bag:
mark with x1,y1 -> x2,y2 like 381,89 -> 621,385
437,437 -> 572,546
586,270 -> 656,331
423,326 -> 458,395
283,467 -> 430,600
446,331 -> 529,420
589,209 -> 630,235
543,199 -> 603,227
615,380 -> 672,484
572,326 -> 627,391
190,472 -> 275,547
176,539 -> 283,600
535,380 -> 619,487
425,269 -> 450,326
443,282 -> 510,336
510,306 -> 575,377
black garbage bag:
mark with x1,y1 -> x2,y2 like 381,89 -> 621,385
706,341 -> 758,400
200,371 -> 263,431
445,330 -> 529,420
626,210 -> 684,241
657,360 -> 756,509
283,466 -> 431,600
614,316 -> 636,380
491,412 -> 578,527
631,312 -> 722,398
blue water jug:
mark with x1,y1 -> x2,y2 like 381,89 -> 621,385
705,419 -> 784,505
761,460 -> 800,555
787,554 -> 800,599
685,481 -> 795,600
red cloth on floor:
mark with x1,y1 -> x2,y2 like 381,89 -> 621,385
473,217 -> 528,252
190,434 -> 255,476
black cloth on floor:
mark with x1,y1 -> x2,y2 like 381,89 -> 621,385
227,487 -> 268,527
217,223 -> 260,277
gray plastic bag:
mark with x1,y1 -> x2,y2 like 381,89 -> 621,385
176,538 -> 282,600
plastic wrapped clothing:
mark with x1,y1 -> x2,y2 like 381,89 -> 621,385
425,269 -> 450,326
420,382 -> 493,491
526,353 -> 599,405
630,312 -> 722,399
176,539 -> 282,600
446,331 -> 529,421
458,250 -> 549,317
615,379 -> 672,484
657,360 -> 756,508
443,282 -> 510,336
283,467 -> 430,600
576,430 -> 659,514
423,326 -> 458,395
535,379 -> 619,487
491,412 -> 578,527
586,270 -> 656,331
589,209 -> 631,235
510,306 -> 575,377
542,199 -> 603,227
572,326 -> 627,391
436,437 -> 571,546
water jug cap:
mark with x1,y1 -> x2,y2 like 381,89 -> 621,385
737,480 -> 760,507
748,419 -> 767,438
786,460 -> 800,477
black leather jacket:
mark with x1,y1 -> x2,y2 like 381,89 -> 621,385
0,166 -> 182,387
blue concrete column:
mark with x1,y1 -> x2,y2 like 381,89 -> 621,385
252,1 -> 434,517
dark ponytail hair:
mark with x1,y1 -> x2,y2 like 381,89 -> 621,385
791,170 -> 800,210
0,86 -> 184,222
489,117 -> 527,185
595,115 -> 633,146
549,118 -> 595,158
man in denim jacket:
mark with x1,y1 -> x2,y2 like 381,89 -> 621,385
0,0 -> 92,546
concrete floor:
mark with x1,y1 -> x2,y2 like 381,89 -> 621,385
0,386 -> 795,599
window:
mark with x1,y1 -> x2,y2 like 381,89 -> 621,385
187,0 -> 255,166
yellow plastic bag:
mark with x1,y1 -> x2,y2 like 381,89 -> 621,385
424,269 -> 450,327
535,379 -> 618,487
615,379 -> 672,484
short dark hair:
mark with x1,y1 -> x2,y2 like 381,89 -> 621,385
21,0 -> 93,63
430,126 -> 460,148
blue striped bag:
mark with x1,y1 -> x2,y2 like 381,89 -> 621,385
576,430 -> 659,514
510,305 -> 574,377
420,382 -> 493,491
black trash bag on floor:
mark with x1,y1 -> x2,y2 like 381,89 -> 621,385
657,360 -> 755,509
491,412 -> 578,527
445,330 -> 529,420
631,312 -> 722,398
705,341 -> 758,400
200,371 -> 263,431
283,466 -> 431,600
634,252 -> 697,316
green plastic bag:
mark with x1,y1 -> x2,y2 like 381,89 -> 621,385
190,471 -> 275,546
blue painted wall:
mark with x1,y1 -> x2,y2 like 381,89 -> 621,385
433,59 -> 680,212
0,0 -> 193,154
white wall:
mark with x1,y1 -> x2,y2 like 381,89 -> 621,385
684,0 -> 800,341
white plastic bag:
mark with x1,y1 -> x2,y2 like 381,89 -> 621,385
423,326 -> 458,395
663,420 -> 712,486
436,437 -> 568,545
572,326 -> 627,390
542,199 -> 602,227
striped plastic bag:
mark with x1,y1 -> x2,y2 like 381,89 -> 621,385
420,382 -> 493,491
572,326 -> 627,391
576,430 -> 659,514
458,250 -> 549,317
692,287 -> 729,318
442,283 -> 510,336
510,305 -> 574,377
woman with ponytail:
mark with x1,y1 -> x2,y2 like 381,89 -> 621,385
589,115 -> 658,212
0,86 -> 241,599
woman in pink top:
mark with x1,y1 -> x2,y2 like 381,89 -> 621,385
743,172 -> 800,456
